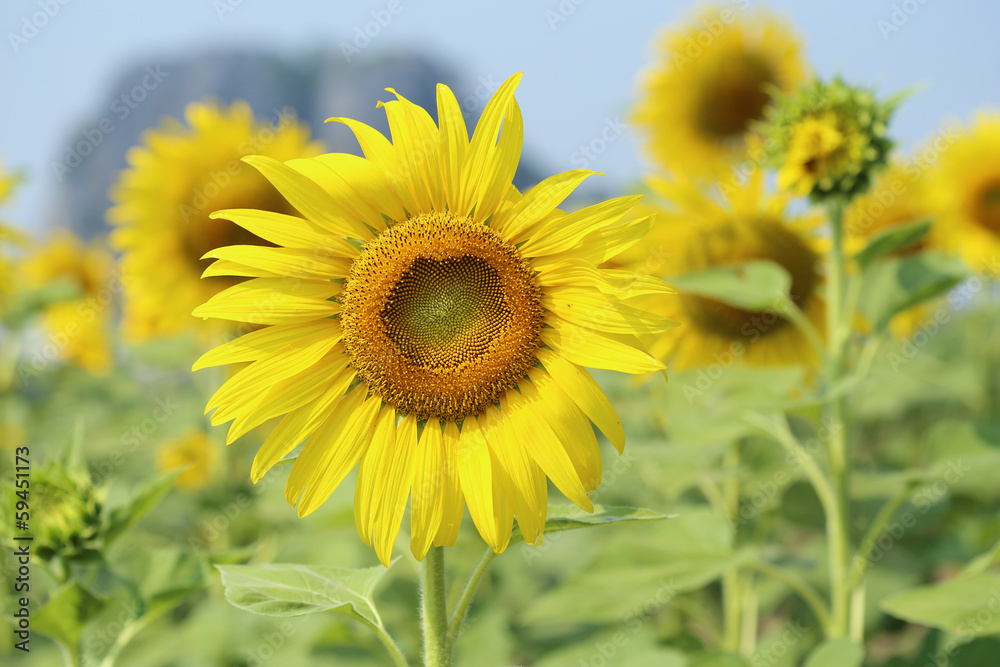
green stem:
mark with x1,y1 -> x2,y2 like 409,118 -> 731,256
372,622 -> 410,667
747,559 -> 832,633
446,547 -> 497,652
825,198 -> 853,638
421,546 -> 449,667
721,444 -> 742,654
845,484 -> 911,592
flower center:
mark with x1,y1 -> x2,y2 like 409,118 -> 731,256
696,52 -> 776,139
682,218 -> 819,340
340,211 -> 544,420
972,179 -> 1000,235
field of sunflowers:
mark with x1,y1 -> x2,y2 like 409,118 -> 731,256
2,1 -> 999,666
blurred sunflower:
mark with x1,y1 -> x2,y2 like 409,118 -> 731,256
109,101 -> 324,342
156,430 -> 220,491
845,160 -> 938,336
929,111 -> 1000,276
617,171 -> 824,370
23,231 -> 114,373
633,5 -> 806,178
193,74 -> 677,565
0,158 -> 24,318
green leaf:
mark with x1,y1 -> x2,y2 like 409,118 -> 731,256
115,547 -> 207,617
880,572 -> 1000,637
103,468 -> 182,545
853,218 -> 933,270
859,252 -> 968,331
804,638 -> 864,667
670,260 -> 791,311
34,582 -> 107,651
510,504 -> 672,547
216,558 -> 399,627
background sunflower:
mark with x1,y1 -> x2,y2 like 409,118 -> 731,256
632,4 -> 807,178
108,101 -> 325,342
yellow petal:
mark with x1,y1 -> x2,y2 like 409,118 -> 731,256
435,84 -> 469,206
291,389 -> 380,515
201,259 -> 281,279
505,384 -> 593,512
485,403 -> 546,546
243,155 -> 372,240
251,379 -> 357,484
193,320 -> 341,370
410,419 -> 445,560
192,277 -> 340,325
540,315 -> 664,374
458,73 -> 522,216
311,154 -> 403,226
354,404 -> 396,546
209,209 -> 341,249
456,415 -> 503,552
225,352 -> 353,444
433,421 -> 466,548
519,196 -> 641,257
381,90 -> 443,211
500,170 -> 597,243
471,97 -> 522,224
527,368 -> 602,493
202,246 -> 353,280
542,286 -> 679,334
286,156 -> 394,230
537,258 -> 677,299
326,116 -> 418,215
532,214 -> 654,271
536,348 -> 625,453
206,329 -> 340,419
372,412 -> 418,567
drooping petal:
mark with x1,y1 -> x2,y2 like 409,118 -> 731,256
433,420 -> 466,548
410,419 -> 446,560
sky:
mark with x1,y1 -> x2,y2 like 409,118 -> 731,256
2,0 -> 998,233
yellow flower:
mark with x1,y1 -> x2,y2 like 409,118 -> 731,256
23,231 -> 114,373
632,5 -> 806,178
0,158 -> 24,319
157,430 -> 220,491
192,74 -> 678,565
929,111 -> 1000,276
616,171 -> 824,370
109,101 -> 324,342
761,78 -> 897,202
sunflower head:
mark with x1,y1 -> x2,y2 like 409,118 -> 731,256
617,172 -> 824,370
929,111 -> 1000,275
109,101 -> 324,342
4,458 -> 106,561
156,430 -> 220,491
760,77 -> 898,202
23,231 -> 114,373
192,74 -> 677,565
632,5 -> 807,177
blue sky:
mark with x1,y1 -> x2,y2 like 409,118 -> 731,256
2,0 -> 998,232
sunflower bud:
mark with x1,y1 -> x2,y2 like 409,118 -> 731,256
6,461 -> 106,562
758,77 -> 899,203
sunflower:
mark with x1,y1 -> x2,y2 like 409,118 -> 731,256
0,157 -> 24,319
929,111 -> 1000,276
157,430 -> 220,491
192,74 -> 677,565
109,101 -> 324,342
23,231 -> 114,373
615,171 -> 824,370
632,5 -> 806,178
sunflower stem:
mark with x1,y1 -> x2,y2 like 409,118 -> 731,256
721,443 -> 742,654
421,546 -> 449,667
824,198 -> 854,638
446,547 -> 497,654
